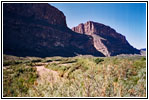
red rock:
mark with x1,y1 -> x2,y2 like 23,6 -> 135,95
72,21 -> 140,56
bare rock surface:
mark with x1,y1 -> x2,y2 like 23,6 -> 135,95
72,21 -> 140,56
3,3 -> 140,57
3,3 -> 104,57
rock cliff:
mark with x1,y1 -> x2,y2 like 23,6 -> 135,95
3,3 -> 104,57
72,21 -> 140,56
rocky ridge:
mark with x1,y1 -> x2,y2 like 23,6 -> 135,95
3,3 -> 104,57
72,21 -> 140,56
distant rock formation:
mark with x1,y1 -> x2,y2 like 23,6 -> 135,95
72,21 -> 140,56
140,48 -> 146,51
3,3 -> 104,57
140,48 -> 146,56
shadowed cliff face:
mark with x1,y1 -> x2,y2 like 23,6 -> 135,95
4,3 -> 67,27
3,3 -> 105,57
72,21 -> 140,56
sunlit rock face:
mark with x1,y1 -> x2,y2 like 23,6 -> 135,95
3,3 -> 104,57
72,21 -> 140,56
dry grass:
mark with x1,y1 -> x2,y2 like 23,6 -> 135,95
3,55 -> 146,97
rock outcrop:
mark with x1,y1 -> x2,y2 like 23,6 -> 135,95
3,3 -> 105,57
140,48 -> 146,56
72,21 -> 140,56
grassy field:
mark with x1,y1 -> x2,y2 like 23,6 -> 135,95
3,54 -> 146,97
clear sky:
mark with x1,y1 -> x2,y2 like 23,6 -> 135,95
50,3 -> 146,49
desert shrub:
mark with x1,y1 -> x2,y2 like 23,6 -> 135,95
141,56 -> 146,61
45,63 -> 71,77
31,59 -> 42,63
133,58 -> 146,70
94,58 -> 104,64
43,59 -> 52,63
3,55 -> 146,97
59,58 -> 77,64
45,63 -> 60,71
3,64 -> 38,97
3,60 -> 22,66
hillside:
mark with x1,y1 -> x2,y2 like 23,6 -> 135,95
72,21 -> 140,56
3,3 -> 104,57
2,3 -> 146,97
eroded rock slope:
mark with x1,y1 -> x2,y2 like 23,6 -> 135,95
72,21 -> 140,56
3,3 -> 104,57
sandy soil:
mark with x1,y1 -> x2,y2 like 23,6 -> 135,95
35,64 -> 60,83
33,61 -> 72,84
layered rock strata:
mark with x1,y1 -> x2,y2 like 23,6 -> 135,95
72,21 -> 140,56
3,3 -> 104,57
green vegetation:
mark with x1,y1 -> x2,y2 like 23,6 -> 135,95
3,55 -> 146,97
94,58 -> 104,64
3,64 -> 38,97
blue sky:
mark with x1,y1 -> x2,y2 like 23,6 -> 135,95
50,3 -> 146,49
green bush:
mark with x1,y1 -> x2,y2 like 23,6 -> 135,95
3,64 -> 38,97
94,58 -> 104,64
141,56 -> 146,61
3,60 -> 22,66
3,55 -> 146,97
31,59 -> 42,63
